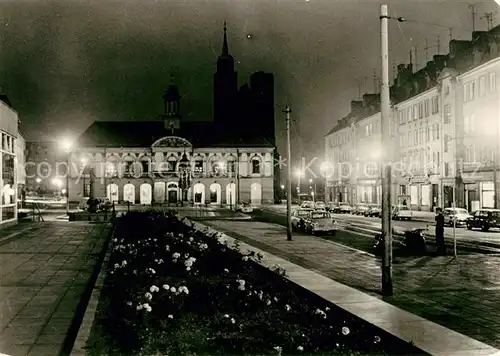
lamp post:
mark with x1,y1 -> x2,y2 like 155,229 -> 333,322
296,170 -> 303,204
309,178 -> 316,203
178,152 -> 191,206
320,162 -> 331,203
60,138 -> 73,215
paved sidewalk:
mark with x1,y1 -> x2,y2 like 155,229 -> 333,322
205,219 -> 500,349
0,221 -> 111,356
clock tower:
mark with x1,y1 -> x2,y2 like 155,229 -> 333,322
163,77 -> 181,134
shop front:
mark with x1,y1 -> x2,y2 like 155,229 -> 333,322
357,179 -> 379,204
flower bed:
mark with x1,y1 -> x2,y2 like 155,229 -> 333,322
86,211 -> 425,356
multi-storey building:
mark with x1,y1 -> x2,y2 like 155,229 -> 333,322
0,95 -> 20,226
453,58 -> 500,210
395,87 -> 442,211
326,26 -> 500,212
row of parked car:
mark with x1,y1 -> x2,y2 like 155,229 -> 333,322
300,201 -> 413,220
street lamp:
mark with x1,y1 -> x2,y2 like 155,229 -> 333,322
35,177 -> 41,184
295,169 -> 304,204
59,138 -> 73,215
320,161 -> 332,202
309,178 -> 317,203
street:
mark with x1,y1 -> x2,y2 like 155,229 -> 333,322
261,204 -> 500,247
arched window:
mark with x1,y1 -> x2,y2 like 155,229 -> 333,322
105,156 -> 119,177
167,155 -> 177,172
227,156 -> 237,174
251,156 -> 261,174
140,156 -> 151,175
123,155 -> 135,176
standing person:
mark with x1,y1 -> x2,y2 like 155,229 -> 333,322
435,207 -> 445,255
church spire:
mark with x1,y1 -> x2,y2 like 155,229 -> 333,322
222,21 -> 229,56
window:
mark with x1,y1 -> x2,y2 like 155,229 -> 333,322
431,96 -> 439,114
436,152 -> 440,168
465,145 -> 476,163
419,128 -> 424,144
124,160 -> 134,175
444,162 -> 450,177
490,72 -> 496,92
167,160 -> 177,172
444,134 -> 451,152
399,110 -> 406,125
413,104 -> 418,120
2,153 -> 14,205
436,125 -> 440,140
407,107 -> 413,122
83,182 -> 91,197
479,76 -> 486,96
399,134 -> 405,148
141,159 -> 150,174
252,159 -> 261,174
426,126 -> 431,142
464,114 -> 475,133
227,160 -> 236,173
407,132 -> 412,146
464,81 -> 475,102
414,130 -> 418,146
194,160 -> 204,173
433,152 -> 437,167
418,102 -> 424,119
444,105 -> 451,123
444,85 -> 450,95
424,99 -> 430,117
105,162 -> 118,177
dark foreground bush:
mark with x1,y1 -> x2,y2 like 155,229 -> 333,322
86,210 -> 425,356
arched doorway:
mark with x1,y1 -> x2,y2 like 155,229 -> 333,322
193,183 -> 205,204
123,183 -> 135,204
167,182 -> 178,203
154,182 -> 166,203
226,183 -> 236,206
140,183 -> 152,205
250,182 -> 262,205
106,183 -> 119,202
209,183 -> 221,205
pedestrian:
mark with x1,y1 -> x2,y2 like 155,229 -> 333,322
435,207 -> 446,255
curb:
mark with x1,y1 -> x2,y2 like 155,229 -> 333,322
60,221 -> 116,356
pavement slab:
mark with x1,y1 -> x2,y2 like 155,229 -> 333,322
204,219 -> 500,349
0,221 -> 111,356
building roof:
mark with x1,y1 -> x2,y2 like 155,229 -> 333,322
77,120 -> 274,148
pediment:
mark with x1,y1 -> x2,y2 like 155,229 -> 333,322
152,136 -> 192,148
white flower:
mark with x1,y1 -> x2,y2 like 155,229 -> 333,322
170,287 -> 177,293
114,263 -> 119,269
145,292 -> 153,301
162,284 -> 170,290
242,256 -> 249,261
143,303 -> 152,312
112,238 -> 117,242
133,269 -> 137,275
297,346 -> 304,351
342,326 -> 350,335
273,346 -> 283,353
121,260 -> 127,266
184,253 -> 190,258
154,259 -> 158,263
136,304 -> 143,310
230,318 -> 236,324
285,304 -> 291,311
150,285 -> 159,293
374,336 -> 381,344
224,314 -> 230,318
224,268 -> 229,273
179,286 -> 189,294
172,252 -> 181,259
158,259 -> 164,264
168,314 -> 173,319
189,237 -> 194,242
186,267 -> 191,271
126,301 -> 132,306
165,245 -> 170,251
266,299 -> 271,306
238,285 -> 245,291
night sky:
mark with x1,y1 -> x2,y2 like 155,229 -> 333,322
1,0 -> 499,163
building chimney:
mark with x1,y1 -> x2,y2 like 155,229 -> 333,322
350,100 -> 364,116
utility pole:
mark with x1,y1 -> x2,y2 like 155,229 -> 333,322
380,4 -> 393,296
414,46 -> 419,70
284,106 -> 293,241
469,4 -> 476,31
437,36 -> 440,54
424,38 -> 429,61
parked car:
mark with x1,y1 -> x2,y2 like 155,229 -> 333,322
335,203 -> 353,214
392,205 -> 413,220
291,208 -> 315,231
314,201 -> 326,210
353,204 -> 370,215
236,202 -> 253,213
443,207 -> 471,227
364,205 -> 381,217
302,210 -> 338,235
300,200 -> 315,209
466,209 -> 500,232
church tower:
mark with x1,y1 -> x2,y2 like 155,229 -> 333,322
163,75 -> 181,134
213,22 -> 238,136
